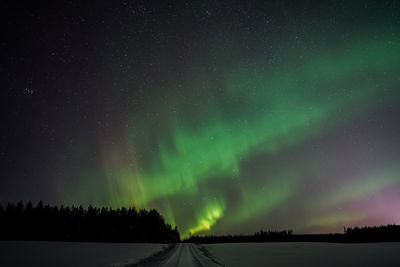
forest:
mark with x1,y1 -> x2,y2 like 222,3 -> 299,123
0,201 -> 180,243
2,201 -> 399,244
185,225 -> 400,243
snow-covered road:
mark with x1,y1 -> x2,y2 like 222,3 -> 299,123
160,243 -> 221,267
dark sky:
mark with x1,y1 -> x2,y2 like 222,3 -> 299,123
1,0 -> 400,237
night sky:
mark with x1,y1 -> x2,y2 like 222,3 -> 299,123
2,0 -> 400,237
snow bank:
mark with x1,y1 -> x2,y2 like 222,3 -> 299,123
204,242 -> 400,267
0,240 -> 166,267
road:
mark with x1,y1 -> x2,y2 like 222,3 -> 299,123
161,243 -> 221,267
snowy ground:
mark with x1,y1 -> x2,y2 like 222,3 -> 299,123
0,240 -> 166,267
204,242 -> 400,267
2,241 -> 399,266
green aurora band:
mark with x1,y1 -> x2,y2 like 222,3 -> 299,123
94,32 -> 400,237
58,25 -> 400,237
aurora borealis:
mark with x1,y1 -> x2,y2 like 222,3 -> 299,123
2,1 -> 400,238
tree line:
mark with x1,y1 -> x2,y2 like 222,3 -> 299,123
2,201 -> 398,244
185,225 -> 400,243
344,224 -> 400,242
0,201 -> 180,243
185,229 -> 294,243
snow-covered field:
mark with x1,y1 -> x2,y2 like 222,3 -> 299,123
0,240 -> 166,267
204,242 -> 400,267
2,241 -> 400,266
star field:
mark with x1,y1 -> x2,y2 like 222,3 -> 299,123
1,0 -> 400,237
